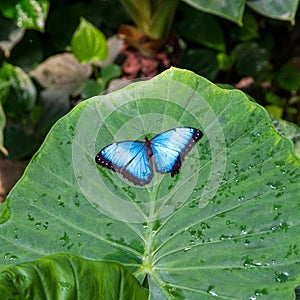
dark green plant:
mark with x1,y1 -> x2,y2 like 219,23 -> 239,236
0,11 -> 119,158
119,0 -> 298,50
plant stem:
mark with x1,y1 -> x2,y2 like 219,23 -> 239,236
120,0 -> 179,40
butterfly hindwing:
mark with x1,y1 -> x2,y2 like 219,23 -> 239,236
95,141 -> 153,185
151,127 -> 203,176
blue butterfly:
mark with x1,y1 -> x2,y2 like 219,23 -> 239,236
95,127 -> 203,186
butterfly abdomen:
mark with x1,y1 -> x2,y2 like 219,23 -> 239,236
144,137 -> 153,159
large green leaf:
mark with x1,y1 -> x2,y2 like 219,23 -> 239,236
182,0 -> 246,24
182,0 -> 299,24
0,252 -> 148,299
0,0 -> 49,32
0,68 -> 300,298
246,0 -> 300,24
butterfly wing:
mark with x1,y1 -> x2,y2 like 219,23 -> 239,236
151,127 -> 203,176
95,141 -> 153,185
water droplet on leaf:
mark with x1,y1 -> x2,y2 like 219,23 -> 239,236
207,285 -> 218,296
275,271 -> 289,282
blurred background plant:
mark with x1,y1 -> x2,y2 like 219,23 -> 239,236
0,0 -> 300,200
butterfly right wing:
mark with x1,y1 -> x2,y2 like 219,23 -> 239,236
95,141 -> 153,185
151,127 -> 202,176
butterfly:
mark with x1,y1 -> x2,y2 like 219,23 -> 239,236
95,127 -> 203,186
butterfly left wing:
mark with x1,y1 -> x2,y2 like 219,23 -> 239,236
95,141 -> 153,185
151,127 -> 203,177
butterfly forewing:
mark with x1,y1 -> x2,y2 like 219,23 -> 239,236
151,127 -> 203,176
95,141 -> 153,185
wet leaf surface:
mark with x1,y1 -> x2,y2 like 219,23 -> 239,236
0,68 -> 299,299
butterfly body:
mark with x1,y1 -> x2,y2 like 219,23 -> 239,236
95,127 -> 203,185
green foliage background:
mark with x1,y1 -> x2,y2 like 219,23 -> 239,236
0,0 -> 300,158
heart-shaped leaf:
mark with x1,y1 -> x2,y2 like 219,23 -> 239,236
0,68 -> 299,299
71,17 -> 108,63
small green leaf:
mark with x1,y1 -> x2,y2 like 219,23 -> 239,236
0,253 -> 149,300
0,62 -> 36,118
265,104 -> 283,119
0,0 -> 49,32
217,52 -> 233,71
71,17 -> 108,63
101,64 -> 122,85
276,63 -> 300,92
265,92 -> 286,107
81,79 -> 104,99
